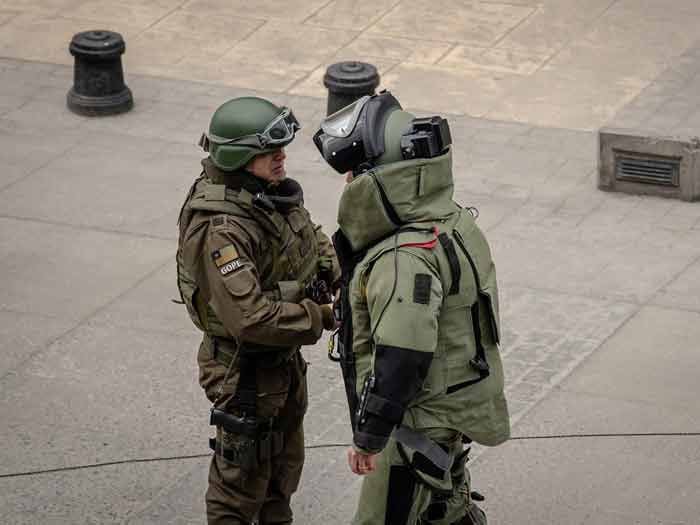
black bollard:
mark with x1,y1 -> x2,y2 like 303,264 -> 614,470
67,30 -> 133,116
323,61 -> 379,116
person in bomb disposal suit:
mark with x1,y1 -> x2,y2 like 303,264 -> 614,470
177,96 -> 340,524
314,91 -> 510,525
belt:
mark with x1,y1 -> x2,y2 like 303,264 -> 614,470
209,335 -> 295,368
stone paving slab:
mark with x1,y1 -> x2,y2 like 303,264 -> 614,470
0,460 -> 205,524
474,305 -> 700,524
4,0 -> 700,129
0,217 -> 173,321
608,39 -> 700,136
0,310 -> 75,377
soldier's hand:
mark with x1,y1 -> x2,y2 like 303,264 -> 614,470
320,304 -> 337,330
347,446 -> 377,475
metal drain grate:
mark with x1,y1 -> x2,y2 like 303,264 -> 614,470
615,152 -> 680,186
599,129 -> 699,201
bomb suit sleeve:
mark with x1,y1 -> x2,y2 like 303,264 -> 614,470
353,250 -> 443,453
204,220 -> 325,347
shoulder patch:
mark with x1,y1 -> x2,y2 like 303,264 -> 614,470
219,259 -> 242,276
212,216 -> 225,227
212,244 -> 239,269
413,273 -> 432,305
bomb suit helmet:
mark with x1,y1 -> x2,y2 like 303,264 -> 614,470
313,90 -> 452,175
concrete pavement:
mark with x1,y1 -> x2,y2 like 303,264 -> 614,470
3,0 -> 700,129
1,0 -> 700,523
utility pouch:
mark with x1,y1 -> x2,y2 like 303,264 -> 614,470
210,409 -> 276,472
209,430 -> 257,471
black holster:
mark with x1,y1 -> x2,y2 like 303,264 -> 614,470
209,409 -> 283,471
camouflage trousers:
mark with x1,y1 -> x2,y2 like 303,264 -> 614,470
200,346 -> 308,525
352,428 -> 487,525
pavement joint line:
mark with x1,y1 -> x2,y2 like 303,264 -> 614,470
0,139 -> 82,194
0,253 -> 175,385
122,452 -> 208,523
0,213 -> 176,242
536,0 -> 622,73
648,250 -> 700,307
285,0 -> 404,95
205,17 -> 269,64
299,0 -> 335,25
432,42 -> 459,67
139,0 -> 190,34
488,3 -> 538,50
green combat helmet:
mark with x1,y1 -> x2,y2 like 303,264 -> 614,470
199,97 -> 301,171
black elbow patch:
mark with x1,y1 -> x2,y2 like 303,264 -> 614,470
413,273 -> 432,304
374,345 -> 433,406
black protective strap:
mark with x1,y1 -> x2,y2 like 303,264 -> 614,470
385,465 -> 415,525
438,233 -> 461,295
412,450 -> 446,479
469,302 -> 489,379
232,353 -> 257,417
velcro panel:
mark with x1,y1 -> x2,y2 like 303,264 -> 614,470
413,273 -> 432,304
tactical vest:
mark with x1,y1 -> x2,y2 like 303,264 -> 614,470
177,175 -> 322,339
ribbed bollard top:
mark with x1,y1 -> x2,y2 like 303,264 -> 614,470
69,30 -> 125,60
67,30 -> 133,116
323,61 -> 380,115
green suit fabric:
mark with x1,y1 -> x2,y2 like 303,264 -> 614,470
335,150 -> 509,524
177,159 -> 340,524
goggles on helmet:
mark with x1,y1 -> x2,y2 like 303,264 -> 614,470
199,107 -> 300,152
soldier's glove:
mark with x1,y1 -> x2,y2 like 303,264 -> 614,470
320,304 -> 336,330
305,277 -> 334,305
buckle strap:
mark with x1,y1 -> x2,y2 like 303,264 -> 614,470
393,425 -> 452,473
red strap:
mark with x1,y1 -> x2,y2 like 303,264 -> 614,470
399,227 -> 439,250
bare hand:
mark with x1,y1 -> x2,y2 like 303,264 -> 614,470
347,446 -> 378,475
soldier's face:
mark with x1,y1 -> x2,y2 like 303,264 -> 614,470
247,148 -> 287,184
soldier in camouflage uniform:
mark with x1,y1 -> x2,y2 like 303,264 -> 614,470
314,92 -> 510,524
177,97 -> 340,524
